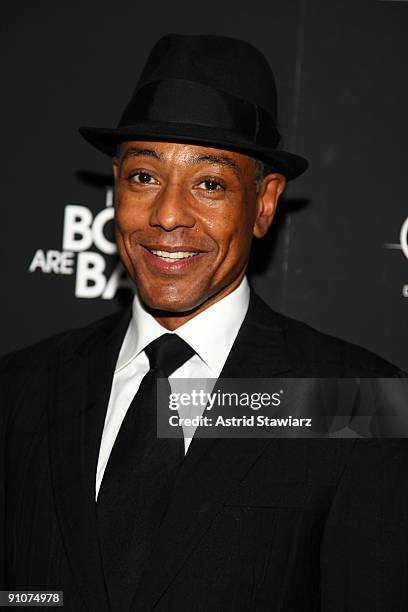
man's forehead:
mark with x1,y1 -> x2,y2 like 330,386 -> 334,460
116,140 -> 256,173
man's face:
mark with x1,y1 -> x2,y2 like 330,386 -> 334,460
113,141 -> 285,322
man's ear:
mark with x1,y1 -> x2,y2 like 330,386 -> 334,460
253,173 -> 286,238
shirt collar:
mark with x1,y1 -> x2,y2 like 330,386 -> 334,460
116,277 -> 250,375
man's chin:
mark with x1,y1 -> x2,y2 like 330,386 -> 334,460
134,276 -> 242,319
136,287 -> 207,317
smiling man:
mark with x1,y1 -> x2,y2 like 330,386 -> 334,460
113,141 -> 284,325
1,34 -> 408,612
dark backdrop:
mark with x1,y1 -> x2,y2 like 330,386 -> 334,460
2,0 -> 407,370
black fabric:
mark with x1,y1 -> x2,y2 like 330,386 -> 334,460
119,79 -> 280,147
136,34 -> 278,114
1,292 -> 408,611
79,34 -> 309,180
97,334 -> 194,612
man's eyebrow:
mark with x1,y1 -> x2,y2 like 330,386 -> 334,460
119,147 -> 163,163
118,147 -> 243,178
188,154 -> 241,178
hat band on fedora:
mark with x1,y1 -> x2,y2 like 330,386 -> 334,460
118,78 -> 281,148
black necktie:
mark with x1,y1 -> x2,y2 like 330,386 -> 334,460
97,333 -> 195,611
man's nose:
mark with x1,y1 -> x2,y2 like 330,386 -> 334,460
149,182 -> 195,231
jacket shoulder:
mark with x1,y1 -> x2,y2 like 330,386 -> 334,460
285,317 -> 401,376
250,292 -> 404,376
0,309 -> 129,375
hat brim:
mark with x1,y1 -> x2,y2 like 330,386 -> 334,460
79,121 -> 308,181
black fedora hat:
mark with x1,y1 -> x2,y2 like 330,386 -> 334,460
79,34 -> 308,180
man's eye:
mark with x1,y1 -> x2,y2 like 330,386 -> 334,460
198,179 -> 224,191
129,171 -> 156,184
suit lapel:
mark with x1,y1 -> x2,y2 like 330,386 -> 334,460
48,309 -> 131,612
130,292 -> 294,611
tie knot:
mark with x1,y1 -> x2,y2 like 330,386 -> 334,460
144,333 -> 195,377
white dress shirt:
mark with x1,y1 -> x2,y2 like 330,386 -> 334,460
95,277 -> 250,499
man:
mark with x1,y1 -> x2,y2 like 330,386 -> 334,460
1,34 -> 407,611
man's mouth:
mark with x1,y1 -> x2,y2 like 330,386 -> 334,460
140,244 -> 208,273
149,249 -> 199,262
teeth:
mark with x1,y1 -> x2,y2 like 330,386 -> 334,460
150,249 -> 199,262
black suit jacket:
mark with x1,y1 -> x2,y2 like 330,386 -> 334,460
1,292 -> 407,611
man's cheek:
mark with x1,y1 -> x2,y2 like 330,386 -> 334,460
114,228 -> 129,256
115,196 -> 142,225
